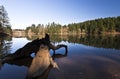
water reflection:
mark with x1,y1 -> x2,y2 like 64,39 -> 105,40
0,35 -> 68,79
49,43 -> 120,79
0,36 -> 12,58
24,35 -> 120,49
0,35 -> 120,79
52,35 -> 120,49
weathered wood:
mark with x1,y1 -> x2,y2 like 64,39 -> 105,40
2,34 -> 68,61
26,44 -> 59,79
0,44 -> 67,79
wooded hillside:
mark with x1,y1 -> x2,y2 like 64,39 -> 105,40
25,16 -> 120,35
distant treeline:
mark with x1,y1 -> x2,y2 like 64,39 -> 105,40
25,16 -> 120,35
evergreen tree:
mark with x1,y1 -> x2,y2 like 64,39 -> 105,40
25,16 -> 120,35
0,5 -> 11,35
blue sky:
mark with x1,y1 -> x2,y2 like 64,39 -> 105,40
0,0 -> 120,29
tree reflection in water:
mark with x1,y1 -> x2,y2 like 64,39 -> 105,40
49,34 -> 120,49
0,35 -> 120,79
0,36 -> 12,58
24,34 -> 120,50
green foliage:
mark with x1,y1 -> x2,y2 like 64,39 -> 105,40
0,6 -> 11,35
4,25 -> 12,35
25,16 -> 120,35
46,22 -> 61,34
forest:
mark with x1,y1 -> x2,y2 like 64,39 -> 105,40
1,16 -> 120,36
25,16 -> 120,35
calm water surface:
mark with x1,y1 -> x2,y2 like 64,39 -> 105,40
0,35 -> 120,79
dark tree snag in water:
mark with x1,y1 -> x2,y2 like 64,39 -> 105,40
0,33 -> 67,79
0,47 -> 68,79
0,52 -> 67,79
1,33 -> 68,61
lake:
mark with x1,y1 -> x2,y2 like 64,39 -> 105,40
0,35 -> 120,79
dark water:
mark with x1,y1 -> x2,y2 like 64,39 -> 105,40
0,35 -> 120,79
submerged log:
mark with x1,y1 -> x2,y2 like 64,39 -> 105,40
0,33 -> 67,78
0,44 -> 68,79
0,51 -> 67,79
26,44 -> 59,79
2,33 -> 68,61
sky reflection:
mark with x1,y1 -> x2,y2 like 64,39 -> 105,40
0,36 -> 120,79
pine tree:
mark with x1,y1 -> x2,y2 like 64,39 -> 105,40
0,5 -> 11,34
